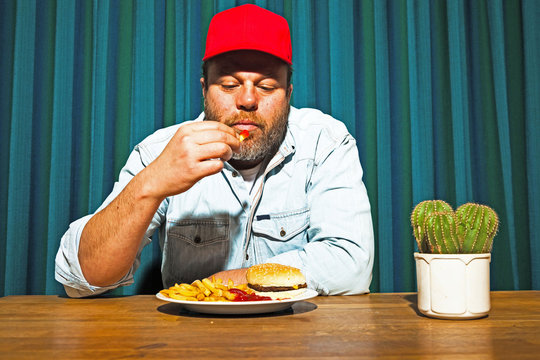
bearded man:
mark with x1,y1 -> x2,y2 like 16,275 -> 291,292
55,4 -> 374,298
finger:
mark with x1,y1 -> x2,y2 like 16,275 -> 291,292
176,124 -> 240,152
191,129 -> 240,151
194,159 -> 225,178
196,142 -> 234,162
184,120 -> 238,137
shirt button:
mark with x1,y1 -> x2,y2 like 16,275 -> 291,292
280,228 -> 286,237
194,235 -> 202,244
232,171 -> 239,177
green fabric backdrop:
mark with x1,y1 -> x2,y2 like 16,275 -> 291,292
1,0 -> 539,296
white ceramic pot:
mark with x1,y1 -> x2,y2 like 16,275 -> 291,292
414,252 -> 491,319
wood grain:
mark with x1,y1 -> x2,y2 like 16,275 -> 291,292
1,291 -> 539,359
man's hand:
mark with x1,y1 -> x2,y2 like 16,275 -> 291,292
79,121 -> 240,287
210,268 -> 248,285
140,121 -> 240,201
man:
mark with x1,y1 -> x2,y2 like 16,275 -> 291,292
55,4 -> 374,298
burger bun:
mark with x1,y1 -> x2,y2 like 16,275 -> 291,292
247,263 -> 308,300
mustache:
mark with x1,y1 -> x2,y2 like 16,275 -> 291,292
222,112 -> 265,128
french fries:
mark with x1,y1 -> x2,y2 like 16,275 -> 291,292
159,277 -> 253,302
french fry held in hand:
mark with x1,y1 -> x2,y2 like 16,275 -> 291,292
159,277 -> 254,302
238,130 -> 250,142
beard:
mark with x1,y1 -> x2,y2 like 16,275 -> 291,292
203,99 -> 290,163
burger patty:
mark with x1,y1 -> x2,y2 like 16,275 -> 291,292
248,283 -> 307,292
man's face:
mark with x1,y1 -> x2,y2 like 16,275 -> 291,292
201,50 -> 292,167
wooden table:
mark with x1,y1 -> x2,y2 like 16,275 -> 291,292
1,291 -> 539,359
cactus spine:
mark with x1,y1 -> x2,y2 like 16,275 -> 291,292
411,200 -> 453,253
456,203 -> 499,253
423,211 -> 460,253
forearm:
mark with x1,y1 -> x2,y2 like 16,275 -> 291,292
75,121 -> 240,288
268,235 -> 373,295
209,268 -> 248,285
78,169 -> 163,287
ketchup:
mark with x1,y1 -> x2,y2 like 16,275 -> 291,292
228,288 -> 272,301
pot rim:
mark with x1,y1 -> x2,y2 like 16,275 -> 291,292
414,252 -> 491,265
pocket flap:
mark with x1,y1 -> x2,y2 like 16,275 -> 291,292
168,218 -> 229,247
252,208 -> 310,241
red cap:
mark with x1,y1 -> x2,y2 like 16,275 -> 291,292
203,4 -> 292,65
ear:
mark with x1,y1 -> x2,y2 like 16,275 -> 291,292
287,84 -> 293,100
200,77 -> 206,98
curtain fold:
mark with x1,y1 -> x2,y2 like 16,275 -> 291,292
408,0 -> 434,208
522,0 -> 540,289
487,0 -> 519,288
1,0 -> 539,296
5,0 -> 36,295
373,0 -> 394,292
46,0 -> 76,294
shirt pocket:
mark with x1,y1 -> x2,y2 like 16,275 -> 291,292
252,208 -> 310,257
163,218 -> 229,286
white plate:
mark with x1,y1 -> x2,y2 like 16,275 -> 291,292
156,288 -> 318,315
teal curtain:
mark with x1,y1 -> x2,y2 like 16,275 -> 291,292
1,0 -> 539,296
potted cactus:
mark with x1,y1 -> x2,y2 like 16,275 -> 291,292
411,200 -> 499,319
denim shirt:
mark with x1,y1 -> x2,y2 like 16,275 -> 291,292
55,107 -> 374,298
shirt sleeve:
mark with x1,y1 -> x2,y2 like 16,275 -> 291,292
267,132 -> 374,295
54,145 -> 165,298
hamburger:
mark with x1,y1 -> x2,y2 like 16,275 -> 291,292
246,263 -> 308,300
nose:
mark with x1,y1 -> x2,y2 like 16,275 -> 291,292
236,84 -> 258,112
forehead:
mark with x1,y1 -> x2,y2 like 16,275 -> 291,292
207,50 -> 288,79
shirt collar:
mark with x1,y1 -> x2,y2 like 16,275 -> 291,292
278,106 -> 297,158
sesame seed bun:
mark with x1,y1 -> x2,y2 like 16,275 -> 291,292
246,263 -> 307,300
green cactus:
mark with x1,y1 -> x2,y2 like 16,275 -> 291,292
423,211 -> 460,253
411,200 -> 453,252
456,203 -> 499,253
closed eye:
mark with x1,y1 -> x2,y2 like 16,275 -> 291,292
221,84 -> 238,90
258,85 -> 275,91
